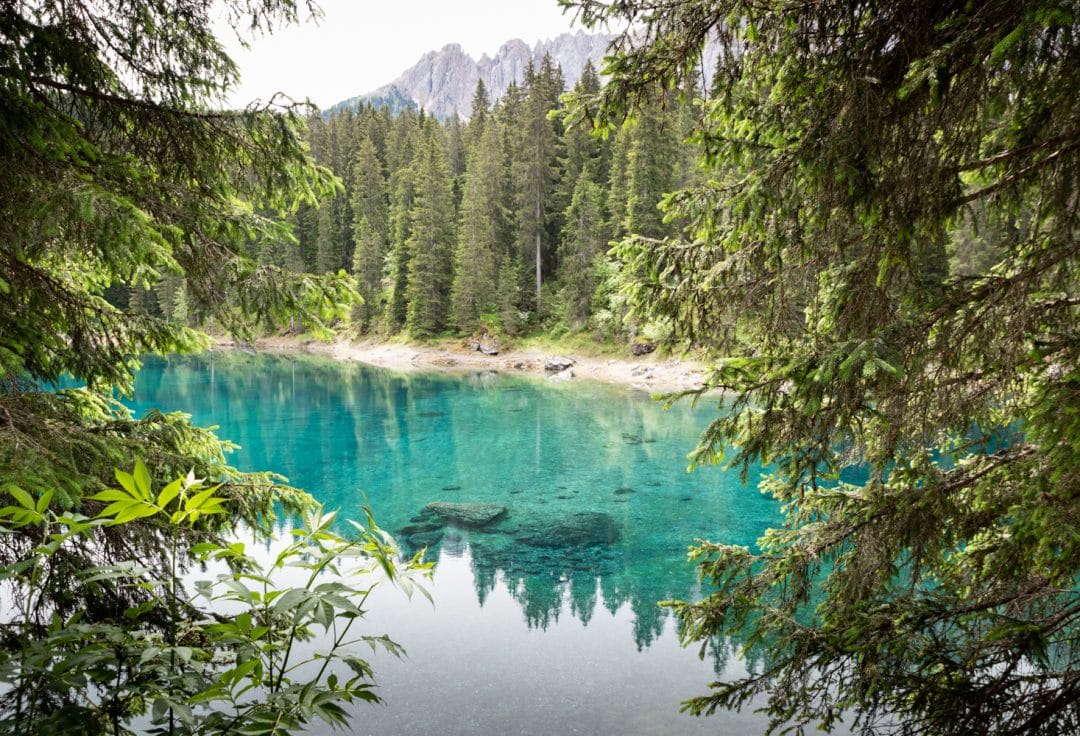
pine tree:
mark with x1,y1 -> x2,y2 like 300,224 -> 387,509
513,59 -> 561,314
385,110 -> 421,329
350,135 -> 389,330
404,126 -> 456,337
451,118 -> 508,331
570,1 -> 1080,732
558,173 -> 606,329
606,122 -> 632,240
623,96 -> 679,238
465,79 -> 490,150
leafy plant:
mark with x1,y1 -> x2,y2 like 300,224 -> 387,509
0,461 -> 430,736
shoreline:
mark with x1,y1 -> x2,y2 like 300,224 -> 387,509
214,335 -> 710,392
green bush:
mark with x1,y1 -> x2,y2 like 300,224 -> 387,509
0,461 -> 430,736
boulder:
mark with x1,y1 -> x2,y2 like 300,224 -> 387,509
631,341 -> 656,356
548,367 -> 574,381
544,356 -> 575,372
515,511 -> 620,548
423,501 -> 507,528
466,331 -> 500,356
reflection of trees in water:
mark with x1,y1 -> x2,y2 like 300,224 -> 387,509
135,354 -> 757,674
420,526 -> 733,669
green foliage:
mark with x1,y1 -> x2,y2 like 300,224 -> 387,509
0,461 -> 430,735
0,0 -> 361,535
451,117 -> 510,331
623,96 -> 681,239
350,135 -> 389,331
0,0 -> 361,395
405,125 -> 456,337
0,6 -> 422,732
558,175 -> 607,329
280,51 -> 704,345
568,0 -> 1080,733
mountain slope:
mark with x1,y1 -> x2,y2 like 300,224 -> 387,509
330,31 -> 612,119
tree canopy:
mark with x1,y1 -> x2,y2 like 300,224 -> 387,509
0,0 -> 356,503
0,4 -> 406,731
563,0 -> 1079,733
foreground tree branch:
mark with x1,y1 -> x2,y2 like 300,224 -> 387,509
564,0 -> 1080,733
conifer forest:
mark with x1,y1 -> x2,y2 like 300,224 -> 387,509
0,1 -> 1077,735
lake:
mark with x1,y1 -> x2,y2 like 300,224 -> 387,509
128,351 -> 779,735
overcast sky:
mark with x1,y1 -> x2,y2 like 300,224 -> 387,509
219,0 -> 585,109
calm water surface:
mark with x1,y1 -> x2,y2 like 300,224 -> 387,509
129,352 -> 779,735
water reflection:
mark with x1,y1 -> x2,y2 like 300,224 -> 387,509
128,351 -> 777,658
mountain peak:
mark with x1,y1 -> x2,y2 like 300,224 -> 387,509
330,31 -> 612,120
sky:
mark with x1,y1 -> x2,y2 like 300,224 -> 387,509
218,0 -> 585,109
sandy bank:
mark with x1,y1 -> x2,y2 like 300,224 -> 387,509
215,335 -> 710,393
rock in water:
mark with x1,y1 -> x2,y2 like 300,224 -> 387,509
423,502 -> 507,528
544,356 -> 575,372
515,511 -> 620,548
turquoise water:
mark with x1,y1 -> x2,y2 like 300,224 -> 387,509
128,352 -> 780,734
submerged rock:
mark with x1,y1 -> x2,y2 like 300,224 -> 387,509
399,521 -> 444,536
614,487 -> 634,495
515,511 -> 620,548
423,501 -> 507,528
403,530 -> 444,549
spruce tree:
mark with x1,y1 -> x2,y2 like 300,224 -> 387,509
351,217 -> 384,329
555,59 -> 607,223
314,198 -> 341,274
404,126 -> 456,337
606,123 -> 632,240
451,118 -> 508,331
513,60 -> 561,314
569,1 -> 1080,732
0,1 -> 375,724
466,79 -> 491,150
623,96 -> 679,238
385,110 -> 421,330
558,173 -> 606,329
350,135 -> 389,330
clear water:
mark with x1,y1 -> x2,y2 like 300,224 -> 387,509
127,352 -> 780,734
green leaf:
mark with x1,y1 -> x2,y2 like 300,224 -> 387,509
133,458 -> 152,500
273,588 -> 310,614
157,477 -> 182,508
184,484 -> 223,513
151,697 -> 169,722
110,502 -> 159,525
7,486 -> 36,512
89,489 -> 133,503
34,489 -> 53,514
114,469 -> 138,496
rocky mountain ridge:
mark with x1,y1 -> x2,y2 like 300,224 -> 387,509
330,30 -> 613,119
